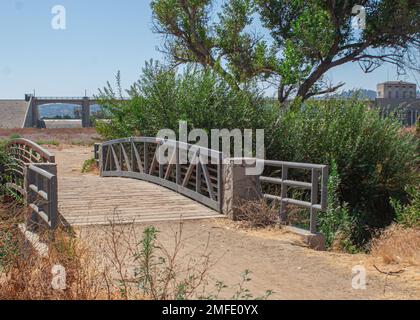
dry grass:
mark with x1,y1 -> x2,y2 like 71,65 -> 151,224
234,199 -> 280,229
0,196 -> 273,301
96,213 -> 214,300
0,204 -> 218,300
370,224 -> 420,266
0,202 -> 112,300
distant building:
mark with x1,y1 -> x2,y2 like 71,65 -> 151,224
375,81 -> 420,126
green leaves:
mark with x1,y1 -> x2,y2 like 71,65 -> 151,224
269,99 -> 419,245
391,185 -> 420,229
291,5 -> 335,58
96,61 -> 273,143
151,0 -> 420,103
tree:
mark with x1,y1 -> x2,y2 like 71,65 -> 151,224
151,0 -> 420,104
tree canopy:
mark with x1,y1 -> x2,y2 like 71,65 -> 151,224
151,0 -> 420,104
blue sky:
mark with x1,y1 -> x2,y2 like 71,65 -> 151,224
0,0 -> 417,99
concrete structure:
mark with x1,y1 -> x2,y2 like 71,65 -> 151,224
375,81 -> 420,126
222,158 -> 263,220
28,96 -> 97,128
0,100 -> 30,128
41,119 -> 83,129
0,95 -> 100,129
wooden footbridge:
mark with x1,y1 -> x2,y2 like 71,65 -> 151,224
3,138 -> 328,240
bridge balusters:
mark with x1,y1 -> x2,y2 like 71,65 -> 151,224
99,138 -> 223,212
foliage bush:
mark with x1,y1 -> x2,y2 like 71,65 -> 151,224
96,60 -> 278,141
391,186 -> 420,229
370,224 -> 420,266
269,100 -> 419,245
81,158 -> 97,173
317,160 -> 357,252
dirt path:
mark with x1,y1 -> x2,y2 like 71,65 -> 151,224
51,144 -> 419,300
77,219 -> 419,300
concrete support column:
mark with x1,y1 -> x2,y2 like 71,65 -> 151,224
81,97 -> 91,127
30,98 -> 38,128
222,158 -> 263,220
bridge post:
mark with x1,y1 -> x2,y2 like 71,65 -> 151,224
24,163 -> 58,231
81,97 -> 91,127
222,158 -> 263,220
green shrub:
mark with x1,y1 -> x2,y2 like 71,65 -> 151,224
270,100 -> 419,245
81,158 -> 97,173
317,160 -> 357,252
96,60 -> 278,141
391,186 -> 420,229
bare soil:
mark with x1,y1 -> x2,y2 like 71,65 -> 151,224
77,218 -> 420,300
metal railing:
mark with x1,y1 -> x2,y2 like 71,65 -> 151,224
5,139 -> 58,229
26,164 -> 58,229
6,138 -> 55,196
35,96 -> 88,100
35,96 -> 131,101
93,143 -> 100,165
258,160 -> 328,234
100,137 -> 223,212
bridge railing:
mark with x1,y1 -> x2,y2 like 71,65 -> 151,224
26,164 -> 58,229
100,137 -> 223,212
5,139 -> 58,229
5,139 -> 55,195
35,96 -> 87,100
258,160 -> 328,234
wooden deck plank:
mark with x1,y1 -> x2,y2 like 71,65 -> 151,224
55,147 -> 222,227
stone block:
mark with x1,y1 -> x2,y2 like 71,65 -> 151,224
222,158 -> 263,220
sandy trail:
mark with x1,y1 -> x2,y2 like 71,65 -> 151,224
77,219 -> 419,300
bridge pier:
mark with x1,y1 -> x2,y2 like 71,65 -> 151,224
81,97 -> 91,128
29,97 -> 39,127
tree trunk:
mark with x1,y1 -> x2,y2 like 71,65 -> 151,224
296,59 -> 334,101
